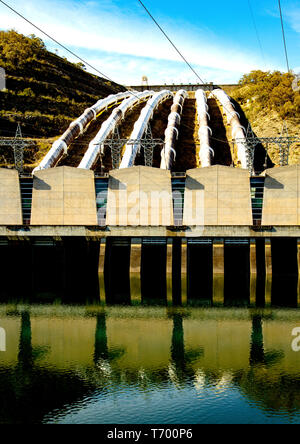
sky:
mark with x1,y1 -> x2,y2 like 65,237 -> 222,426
0,0 -> 299,86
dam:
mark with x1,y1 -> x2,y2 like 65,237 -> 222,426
0,88 -> 299,306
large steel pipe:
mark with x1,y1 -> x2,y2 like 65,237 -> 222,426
196,89 -> 214,167
160,89 -> 187,170
210,89 -> 248,169
120,90 -> 173,169
32,91 -> 132,173
78,91 -> 153,170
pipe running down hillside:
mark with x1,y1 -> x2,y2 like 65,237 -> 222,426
209,89 -> 248,169
120,90 -> 173,169
32,91 -> 131,173
160,89 -> 187,170
195,89 -> 214,167
78,91 -> 154,170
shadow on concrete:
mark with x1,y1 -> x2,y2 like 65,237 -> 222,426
264,177 -> 284,189
185,177 -> 204,190
33,178 -> 51,190
108,177 -> 127,190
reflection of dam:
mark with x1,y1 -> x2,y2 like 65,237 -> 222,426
0,306 -> 300,423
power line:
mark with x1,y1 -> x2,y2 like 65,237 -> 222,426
137,0 -> 206,85
247,0 -> 266,68
0,0 -> 140,99
278,0 -> 290,72
136,1 -> 239,121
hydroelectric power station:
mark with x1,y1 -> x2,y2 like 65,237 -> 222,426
0,87 -> 299,306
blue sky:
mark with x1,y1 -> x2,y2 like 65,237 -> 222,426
0,0 -> 299,85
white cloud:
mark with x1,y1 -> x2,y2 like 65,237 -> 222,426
286,7 -> 300,33
0,0 -> 277,84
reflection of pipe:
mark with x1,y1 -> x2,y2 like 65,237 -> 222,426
210,89 -> 248,169
120,90 -> 173,169
18,311 -> 33,369
33,91 -> 131,173
94,313 -> 108,363
250,315 -> 265,365
160,90 -> 187,170
195,89 -> 214,167
171,313 -> 185,368
79,91 -> 153,170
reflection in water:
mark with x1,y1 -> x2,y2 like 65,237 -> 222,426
94,313 -> 108,362
0,305 -> 300,424
250,315 -> 265,365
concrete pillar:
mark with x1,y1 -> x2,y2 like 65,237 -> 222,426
181,241 -> 187,305
212,240 -> 224,306
166,242 -> 173,305
255,239 -> 266,307
249,240 -> 256,306
187,240 -> 213,304
99,239 -> 106,303
104,237 -> 131,304
271,238 -> 298,307
130,240 -> 142,304
141,239 -> 167,304
224,240 -> 250,306
265,239 -> 272,306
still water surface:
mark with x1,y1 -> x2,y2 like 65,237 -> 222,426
0,303 -> 300,424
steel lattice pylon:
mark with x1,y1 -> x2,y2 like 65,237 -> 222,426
233,123 -> 300,174
101,124 -> 164,169
0,124 -> 33,173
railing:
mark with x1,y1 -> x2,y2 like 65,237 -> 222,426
95,178 -> 109,226
171,177 -> 186,226
19,178 -> 33,225
250,177 -> 265,226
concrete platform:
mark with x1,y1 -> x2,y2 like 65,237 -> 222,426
262,165 -> 300,226
106,166 -> 174,226
31,166 -> 97,225
0,169 -> 22,225
0,225 -> 299,238
183,166 -> 253,226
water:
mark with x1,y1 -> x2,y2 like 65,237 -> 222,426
0,303 -> 300,424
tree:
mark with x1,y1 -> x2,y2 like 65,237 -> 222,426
0,30 -> 46,70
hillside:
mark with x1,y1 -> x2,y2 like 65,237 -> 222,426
0,30 -> 125,168
230,70 -> 300,165
0,31 -> 299,171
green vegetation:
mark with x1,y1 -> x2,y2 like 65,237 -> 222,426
231,70 -> 300,165
0,30 -> 124,141
232,70 -> 300,120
